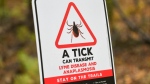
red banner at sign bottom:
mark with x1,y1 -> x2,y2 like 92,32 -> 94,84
44,69 -> 113,84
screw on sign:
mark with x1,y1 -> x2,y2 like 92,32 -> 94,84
67,21 -> 85,43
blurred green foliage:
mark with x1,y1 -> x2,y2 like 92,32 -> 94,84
0,0 -> 4,19
17,26 -> 31,42
17,26 -> 35,42
14,52 -> 40,84
0,57 -> 3,68
106,0 -> 113,21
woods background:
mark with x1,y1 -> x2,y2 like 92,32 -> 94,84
0,0 -> 150,84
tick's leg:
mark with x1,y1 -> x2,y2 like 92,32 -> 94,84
67,29 -> 73,34
71,33 -> 73,43
66,21 -> 73,27
77,25 -> 82,28
76,21 -> 82,28
79,30 -> 85,39
79,21 -> 82,26
67,27 -> 73,30
80,33 -> 85,39
79,29 -> 84,34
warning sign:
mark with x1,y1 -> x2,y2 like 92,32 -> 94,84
55,2 -> 97,48
32,0 -> 116,84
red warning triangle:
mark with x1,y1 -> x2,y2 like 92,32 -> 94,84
55,2 -> 97,48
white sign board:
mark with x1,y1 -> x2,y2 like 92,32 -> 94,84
32,0 -> 116,84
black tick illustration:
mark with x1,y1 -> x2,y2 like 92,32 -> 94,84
66,21 -> 85,43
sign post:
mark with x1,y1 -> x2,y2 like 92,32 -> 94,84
32,0 -> 116,84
